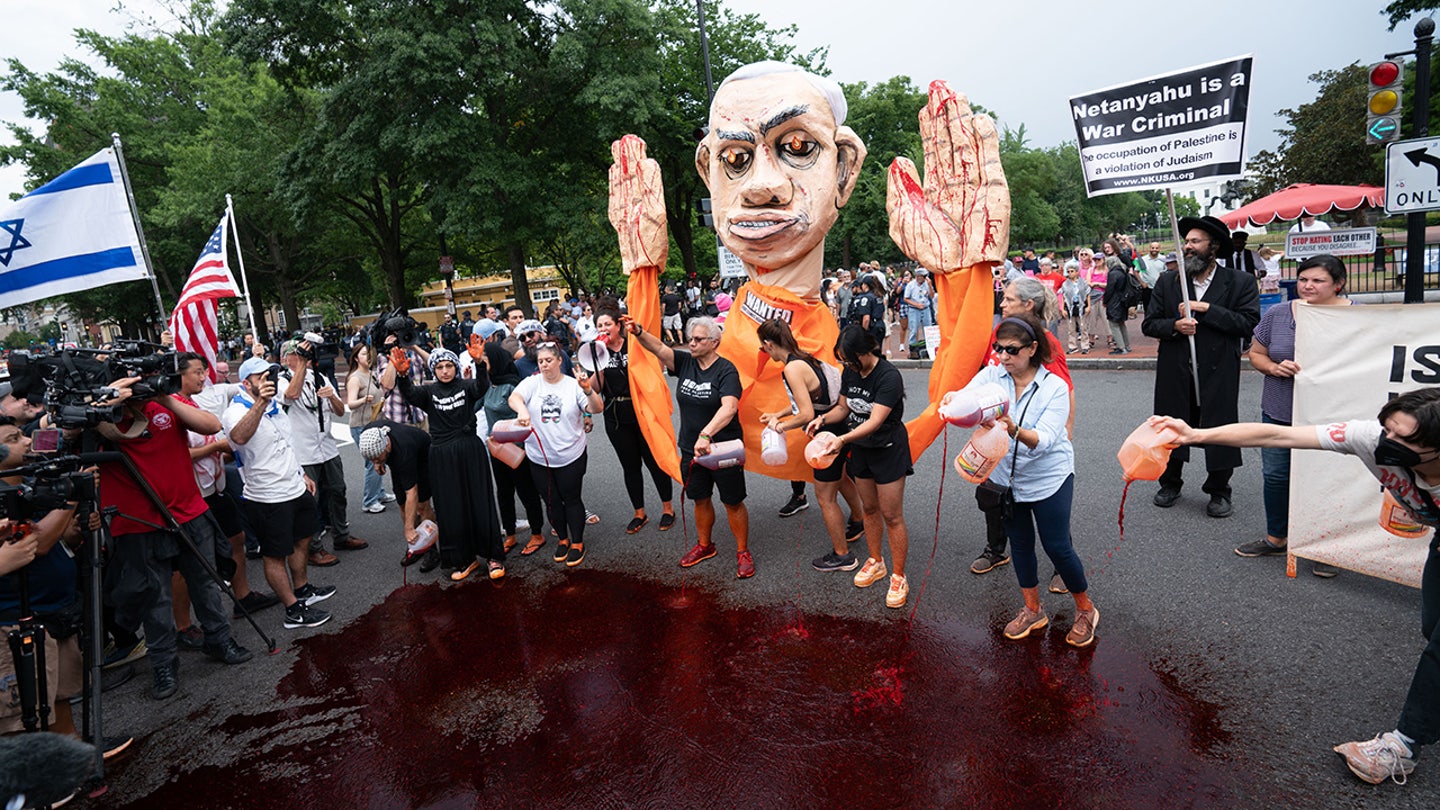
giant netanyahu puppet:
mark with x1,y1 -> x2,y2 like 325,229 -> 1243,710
609,61 -> 1010,482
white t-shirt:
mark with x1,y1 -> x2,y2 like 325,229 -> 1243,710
194,382 -> 244,418
513,374 -> 592,467
222,393 -> 308,503
280,369 -> 342,465
1289,218 -> 1331,234
1316,419 -> 1440,527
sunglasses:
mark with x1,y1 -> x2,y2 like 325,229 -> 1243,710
992,342 -> 1032,356
687,336 -> 715,344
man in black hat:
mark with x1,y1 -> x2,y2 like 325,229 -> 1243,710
1141,215 -> 1261,518
1226,230 -> 1261,279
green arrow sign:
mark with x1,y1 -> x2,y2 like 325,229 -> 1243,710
1370,116 -> 1399,141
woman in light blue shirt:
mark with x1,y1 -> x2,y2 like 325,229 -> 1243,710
947,312 -> 1099,647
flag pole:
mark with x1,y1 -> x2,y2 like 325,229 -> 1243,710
110,133 -> 167,331
1165,188 -> 1203,403
225,194 -> 261,343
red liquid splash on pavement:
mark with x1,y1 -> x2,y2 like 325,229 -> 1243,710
103,572 -> 1259,809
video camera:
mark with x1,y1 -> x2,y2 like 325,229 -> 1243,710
369,307 -> 424,349
5,342 -> 181,429
0,455 -> 95,524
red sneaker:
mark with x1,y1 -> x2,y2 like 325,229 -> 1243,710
736,550 -> 755,579
679,542 -> 717,568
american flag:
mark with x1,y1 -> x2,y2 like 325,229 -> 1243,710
169,215 -> 241,381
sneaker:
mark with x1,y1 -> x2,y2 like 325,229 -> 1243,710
845,519 -> 865,543
380,491 -> 397,503
1235,539 -> 1286,557
1333,731 -> 1416,785
1312,561 -> 1340,578
294,582 -> 336,606
103,640 -> 146,670
658,512 -> 676,531
363,501 -> 386,514
736,550 -> 755,579
853,557 -> 888,588
812,551 -> 860,572
970,549 -> 1010,575
1048,573 -> 1069,595
886,574 -> 909,608
779,493 -> 809,518
451,560 -> 482,581
202,637 -> 254,665
176,626 -> 204,650
283,602 -> 332,629
565,543 -> 585,567
1152,487 -> 1181,508
489,560 -> 507,579
679,542 -> 717,568
151,660 -> 179,700
1206,495 -> 1233,518
553,539 -> 570,563
233,591 -> 281,618
1003,605 -> 1049,640
1066,606 -> 1099,647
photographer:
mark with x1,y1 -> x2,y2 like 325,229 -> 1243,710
280,340 -> 368,565
223,359 -> 336,631
96,371 -> 253,701
0,382 -> 45,434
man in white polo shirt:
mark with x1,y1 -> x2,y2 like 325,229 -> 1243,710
222,357 -> 336,629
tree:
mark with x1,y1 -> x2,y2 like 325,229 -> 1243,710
1385,1 -> 1440,29
827,76 -> 926,269
1248,63 -> 1383,198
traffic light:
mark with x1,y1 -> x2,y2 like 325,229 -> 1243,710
1367,59 -> 1403,145
696,197 -> 714,229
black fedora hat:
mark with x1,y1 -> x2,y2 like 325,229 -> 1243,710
1176,215 -> 1233,254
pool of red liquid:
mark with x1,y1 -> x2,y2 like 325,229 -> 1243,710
107,572 -> 1255,808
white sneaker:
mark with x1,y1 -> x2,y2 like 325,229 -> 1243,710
380,491 -> 397,503
853,557 -> 887,588
1334,731 -> 1416,785
363,502 -> 386,514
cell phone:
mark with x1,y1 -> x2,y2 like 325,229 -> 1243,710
266,364 -> 281,387
31,428 -> 61,453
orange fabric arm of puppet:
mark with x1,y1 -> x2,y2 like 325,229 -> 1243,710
904,264 -> 996,462
625,266 -> 681,483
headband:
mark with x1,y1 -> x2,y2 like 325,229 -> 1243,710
998,317 -> 1038,342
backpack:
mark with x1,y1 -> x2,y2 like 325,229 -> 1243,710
1114,269 -> 1140,309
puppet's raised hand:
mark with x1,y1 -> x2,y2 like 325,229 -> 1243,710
887,81 -> 1009,272
607,134 -> 668,275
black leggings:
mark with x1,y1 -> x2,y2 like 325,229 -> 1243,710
530,451 -> 588,544
492,454 -> 545,536
605,418 -> 673,509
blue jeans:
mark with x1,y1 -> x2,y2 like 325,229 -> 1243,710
1002,474 -> 1087,593
1398,535 -> 1440,746
905,306 -> 931,345
1260,413 -> 1290,540
350,426 -> 384,508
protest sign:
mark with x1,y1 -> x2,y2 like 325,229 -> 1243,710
1070,56 -> 1253,197
1284,227 -> 1377,259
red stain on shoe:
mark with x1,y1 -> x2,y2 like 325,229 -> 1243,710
101,573 -> 1260,808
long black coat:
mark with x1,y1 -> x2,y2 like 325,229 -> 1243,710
1141,265 -> 1260,469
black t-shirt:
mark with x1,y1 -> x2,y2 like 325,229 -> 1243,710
398,374 -> 487,445
483,342 -> 520,387
662,292 -> 682,317
670,349 -> 742,450
841,358 -> 906,449
368,419 -> 431,494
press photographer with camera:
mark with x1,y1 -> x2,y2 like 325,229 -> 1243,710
94,367 -> 254,701
280,339 -> 368,565
376,314 -> 431,431
223,358 -> 336,630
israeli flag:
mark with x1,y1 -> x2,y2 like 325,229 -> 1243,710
0,147 -> 149,310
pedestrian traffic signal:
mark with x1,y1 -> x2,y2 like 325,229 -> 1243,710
697,197 -> 714,229
1367,60 -> 1403,145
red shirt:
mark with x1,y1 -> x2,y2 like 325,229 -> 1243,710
1037,271 -> 1065,294
984,328 -> 1074,391
101,399 -> 209,536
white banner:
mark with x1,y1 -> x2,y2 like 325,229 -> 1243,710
1069,55 -> 1253,197
1284,227 -> 1377,259
1290,303 -> 1438,587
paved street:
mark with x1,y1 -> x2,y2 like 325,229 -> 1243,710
88,367 -> 1433,808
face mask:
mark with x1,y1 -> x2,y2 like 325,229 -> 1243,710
1375,436 -> 1425,468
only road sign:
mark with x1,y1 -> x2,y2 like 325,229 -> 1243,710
1385,136 -> 1440,214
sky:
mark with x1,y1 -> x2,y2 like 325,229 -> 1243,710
0,0 -> 1421,200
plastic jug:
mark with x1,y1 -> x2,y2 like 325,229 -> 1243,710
939,383 -> 1010,428
805,432 -> 840,469
1378,490 -> 1430,539
760,427 -> 788,466
490,419 -> 532,444
1117,421 -> 1180,482
955,423 -> 1010,484
488,437 -> 526,469
408,519 -> 438,554
694,438 -> 746,470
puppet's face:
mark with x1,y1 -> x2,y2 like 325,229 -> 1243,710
699,73 -> 862,274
